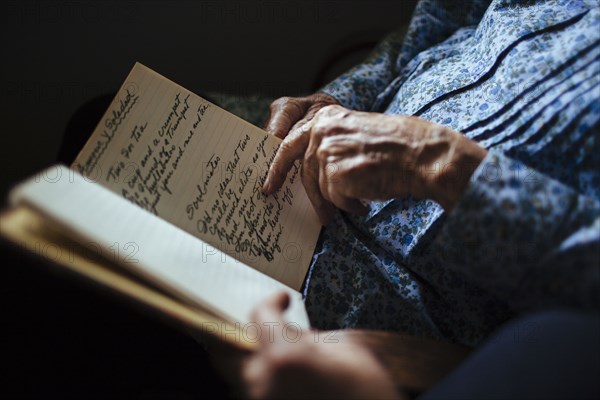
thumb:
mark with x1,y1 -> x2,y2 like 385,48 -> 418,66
251,292 -> 290,326
251,292 -> 291,347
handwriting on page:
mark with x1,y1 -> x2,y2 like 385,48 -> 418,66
92,90 -> 299,264
185,135 -> 302,263
72,64 -> 319,289
105,93 -> 209,215
78,89 -> 139,177
79,91 -> 211,216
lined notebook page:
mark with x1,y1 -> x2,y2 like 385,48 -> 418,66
72,63 -> 320,290
10,166 -> 310,328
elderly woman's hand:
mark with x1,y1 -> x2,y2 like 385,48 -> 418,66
241,292 -> 401,400
264,93 -> 340,139
263,105 -> 487,224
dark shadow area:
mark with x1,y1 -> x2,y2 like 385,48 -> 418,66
0,0 -> 418,202
2,240 -> 232,399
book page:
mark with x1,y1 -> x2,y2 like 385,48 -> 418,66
0,207 -> 258,350
9,166 -> 310,330
72,63 -> 320,290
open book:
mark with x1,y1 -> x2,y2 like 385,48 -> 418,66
0,62 -> 321,350
1,63 -> 472,392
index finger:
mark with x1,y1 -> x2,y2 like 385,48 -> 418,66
263,123 -> 311,194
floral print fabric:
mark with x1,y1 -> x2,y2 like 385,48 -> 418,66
305,0 -> 600,346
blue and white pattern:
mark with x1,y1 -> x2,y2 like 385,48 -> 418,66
304,0 -> 600,346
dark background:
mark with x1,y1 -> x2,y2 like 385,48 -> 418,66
1,1 -> 417,398
0,0 -> 418,201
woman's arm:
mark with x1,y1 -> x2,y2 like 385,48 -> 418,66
426,151 -> 600,311
264,105 -> 599,312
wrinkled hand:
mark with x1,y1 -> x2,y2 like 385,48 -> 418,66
263,105 -> 487,224
264,93 -> 340,139
241,292 -> 400,400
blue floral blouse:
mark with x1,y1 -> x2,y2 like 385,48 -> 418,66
301,0 -> 600,346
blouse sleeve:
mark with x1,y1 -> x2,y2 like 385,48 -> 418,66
429,151 -> 600,312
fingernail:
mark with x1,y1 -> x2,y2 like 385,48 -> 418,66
262,176 -> 271,193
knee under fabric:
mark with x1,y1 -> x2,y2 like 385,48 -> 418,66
419,310 -> 600,400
